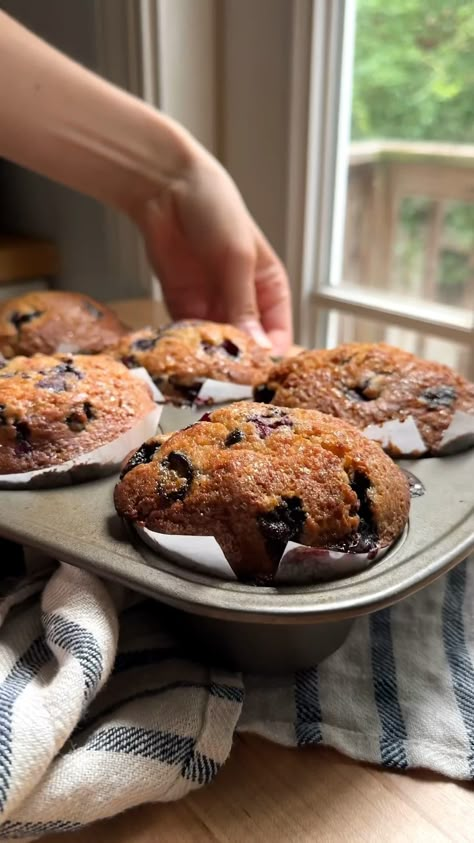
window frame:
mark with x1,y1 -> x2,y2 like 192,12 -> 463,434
294,1 -> 474,373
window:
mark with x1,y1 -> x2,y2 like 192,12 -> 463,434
303,0 -> 473,377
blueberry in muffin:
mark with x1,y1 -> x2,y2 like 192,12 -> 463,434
0,354 -> 156,475
254,343 -> 474,456
114,401 -> 410,582
112,320 -> 272,404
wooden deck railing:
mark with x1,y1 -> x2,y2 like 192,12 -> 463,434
344,140 -> 474,307
340,140 -> 474,372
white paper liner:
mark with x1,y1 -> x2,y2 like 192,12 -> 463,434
274,542 -> 388,584
56,341 -> 81,354
0,405 -> 162,490
135,526 -> 391,585
158,378 -> 254,434
137,527 -> 237,580
196,380 -> 253,403
363,410 -> 474,456
363,415 -> 427,456
437,410 -> 474,455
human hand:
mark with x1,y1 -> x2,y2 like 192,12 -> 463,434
0,11 -> 291,353
136,146 -> 292,354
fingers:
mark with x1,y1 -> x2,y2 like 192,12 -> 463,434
254,231 -> 293,355
219,229 -> 293,355
220,245 -> 273,349
139,179 -> 293,355
236,316 -> 273,350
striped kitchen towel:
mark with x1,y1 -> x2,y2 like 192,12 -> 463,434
0,543 -> 472,840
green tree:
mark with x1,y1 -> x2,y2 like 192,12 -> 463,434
352,0 -> 474,142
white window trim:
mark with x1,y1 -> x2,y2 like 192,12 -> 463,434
285,1 -> 355,347
315,284 -> 472,343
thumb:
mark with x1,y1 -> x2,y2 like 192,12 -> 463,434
220,247 -> 272,350
235,315 -> 273,350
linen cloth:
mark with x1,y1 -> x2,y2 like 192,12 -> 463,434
0,541 -> 472,840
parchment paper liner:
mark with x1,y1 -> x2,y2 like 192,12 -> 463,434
363,410 -> 474,457
135,525 -> 391,586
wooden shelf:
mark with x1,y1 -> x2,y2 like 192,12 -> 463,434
0,235 -> 59,284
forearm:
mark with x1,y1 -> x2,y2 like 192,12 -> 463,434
0,12 -> 196,215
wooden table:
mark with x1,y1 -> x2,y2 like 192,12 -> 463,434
43,736 -> 473,843
43,299 -> 474,842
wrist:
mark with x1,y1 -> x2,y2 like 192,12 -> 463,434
118,107 -> 199,219
0,12 -> 201,219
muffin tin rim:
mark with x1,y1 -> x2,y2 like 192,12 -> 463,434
0,451 -> 471,625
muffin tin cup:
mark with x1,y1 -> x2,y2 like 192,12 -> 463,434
152,603 -> 355,674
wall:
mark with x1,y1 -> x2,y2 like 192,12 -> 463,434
154,0 -> 293,259
0,0 -> 143,300
158,0 -> 218,154
218,0 -> 292,259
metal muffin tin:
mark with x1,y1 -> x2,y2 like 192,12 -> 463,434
0,451 -> 472,673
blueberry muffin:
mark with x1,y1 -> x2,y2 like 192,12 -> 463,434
0,354 -> 155,474
112,320 -> 272,403
0,291 -> 127,358
254,343 -> 474,456
114,402 -> 410,582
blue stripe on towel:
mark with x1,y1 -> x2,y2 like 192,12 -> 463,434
43,613 -> 103,703
0,638 -> 51,812
442,562 -> 474,777
209,682 -> 244,703
86,724 -> 193,762
86,725 -> 220,785
181,749 -> 220,785
0,819 -> 80,839
295,668 -> 322,745
370,608 -> 408,769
